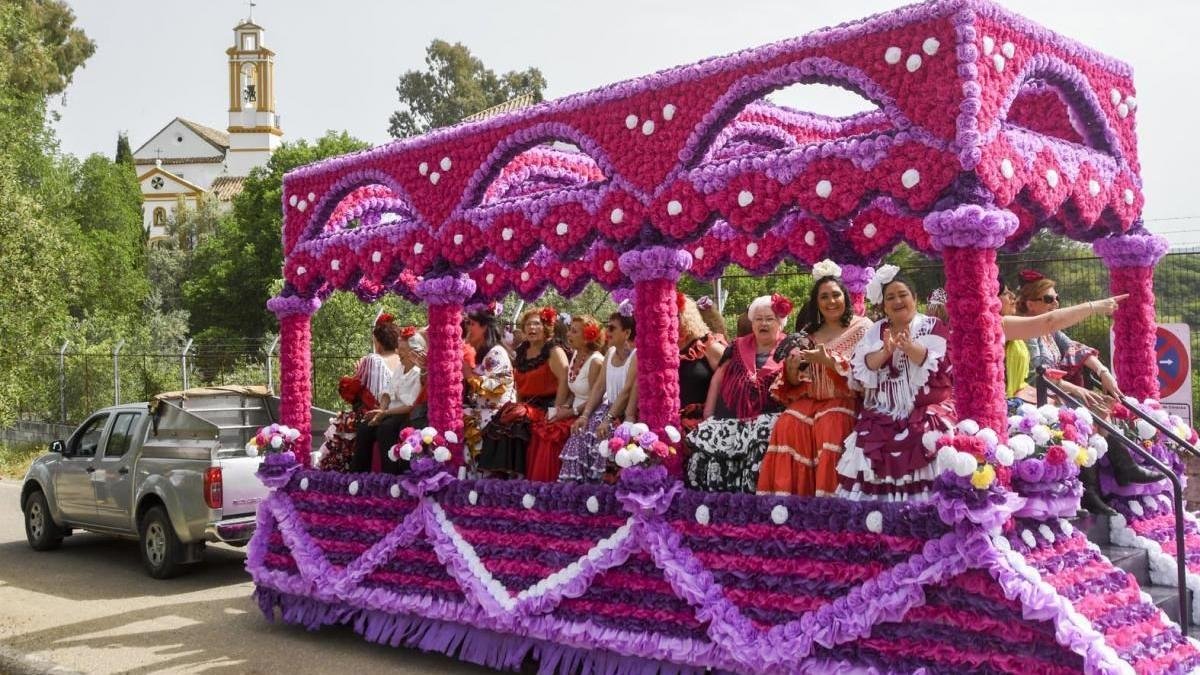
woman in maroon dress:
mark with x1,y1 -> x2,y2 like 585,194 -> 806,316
836,266 -> 956,502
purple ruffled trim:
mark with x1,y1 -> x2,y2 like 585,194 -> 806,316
415,274 -> 476,305
922,204 -> 1019,250
267,294 -> 322,318
839,264 -> 874,294
930,474 -> 1024,530
1093,232 -> 1169,269
257,451 -> 300,490
618,247 -> 692,282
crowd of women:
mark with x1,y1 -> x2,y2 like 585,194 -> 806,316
317,260 -> 1159,511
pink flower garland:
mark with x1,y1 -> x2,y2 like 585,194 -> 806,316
416,276 -> 476,468
278,313 -> 314,465
1094,233 -> 1167,400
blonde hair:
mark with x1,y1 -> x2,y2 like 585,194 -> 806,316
572,315 -> 605,352
697,302 -> 727,337
678,296 -> 709,341
1017,278 -> 1055,315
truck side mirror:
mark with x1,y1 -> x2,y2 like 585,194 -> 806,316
50,440 -> 66,456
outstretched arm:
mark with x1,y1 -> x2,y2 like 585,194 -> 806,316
1001,295 -> 1127,341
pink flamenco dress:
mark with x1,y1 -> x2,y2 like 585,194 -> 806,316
836,314 -> 956,502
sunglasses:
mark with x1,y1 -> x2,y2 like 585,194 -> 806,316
1039,295 -> 1060,304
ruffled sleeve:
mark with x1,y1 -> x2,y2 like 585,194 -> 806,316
850,320 -> 887,392
908,316 -> 949,395
1056,330 -> 1099,373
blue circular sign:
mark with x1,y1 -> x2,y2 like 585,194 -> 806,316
1155,327 -> 1189,397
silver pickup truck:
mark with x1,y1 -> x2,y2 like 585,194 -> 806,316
19,386 -> 332,578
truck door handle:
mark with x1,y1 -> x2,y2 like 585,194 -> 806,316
85,467 -> 95,473
118,467 -> 129,475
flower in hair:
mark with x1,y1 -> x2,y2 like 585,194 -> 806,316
1019,269 -> 1045,284
696,295 -> 714,311
539,307 -> 558,326
375,312 -> 395,327
490,301 -> 504,316
582,323 -> 602,342
559,311 -> 572,325
617,299 -> 634,317
927,288 -> 947,307
865,264 -> 900,305
400,325 -> 417,340
676,291 -> 687,313
811,258 -> 842,281
770,293 -> 793,318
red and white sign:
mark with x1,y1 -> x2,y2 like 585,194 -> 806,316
1112,323 -> 1192,422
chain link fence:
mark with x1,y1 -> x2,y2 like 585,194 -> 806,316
11,249 -> 1200,427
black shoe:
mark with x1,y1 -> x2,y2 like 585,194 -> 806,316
1107,444 -> 1164,486
1081,485 -> 1118,517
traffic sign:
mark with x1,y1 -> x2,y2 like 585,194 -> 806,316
1155,324 -> 1191,399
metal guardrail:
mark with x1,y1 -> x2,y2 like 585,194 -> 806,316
1035,367 -> 1190,632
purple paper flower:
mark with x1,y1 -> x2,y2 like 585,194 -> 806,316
617,247 -> 692,282
267,294 -> 322,318
922,204 -> 1018,251
1093,231 -> 1169,268
415,274 -> 476,305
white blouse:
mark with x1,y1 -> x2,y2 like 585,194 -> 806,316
604,346 -> 635,405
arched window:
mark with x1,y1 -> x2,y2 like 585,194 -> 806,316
153,207 -> 167,227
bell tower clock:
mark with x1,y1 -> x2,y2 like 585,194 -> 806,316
226,12 -> 282,175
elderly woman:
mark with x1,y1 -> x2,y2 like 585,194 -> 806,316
559,305 -> 638,483
526,315 -> 606,481
837,266 -> 955,501
759,262 -> 871,496
685,294 -> 789,492
478,307 -> 568,477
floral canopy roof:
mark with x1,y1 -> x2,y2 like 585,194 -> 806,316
278,0 -> 1142,305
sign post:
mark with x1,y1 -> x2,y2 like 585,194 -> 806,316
1154,323 -> 1192,423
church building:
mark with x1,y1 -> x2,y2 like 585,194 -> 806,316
133,18 -> 283,242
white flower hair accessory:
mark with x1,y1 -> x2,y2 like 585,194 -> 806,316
811,259 -> 842,281
865,264 -> 900,305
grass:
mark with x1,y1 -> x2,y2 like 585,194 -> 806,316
0,442 -> 45,480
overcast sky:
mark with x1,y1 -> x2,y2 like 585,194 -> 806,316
56,0 -> 1200,245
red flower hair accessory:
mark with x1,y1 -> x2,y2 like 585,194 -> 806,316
676,291 -> 687,312
375,312 -> 395,327
1018,269 -> 1045,284
400,325 -> 417,340
539,307 -> 558,326
582,322 -> 602,343
770,293 -> 793,318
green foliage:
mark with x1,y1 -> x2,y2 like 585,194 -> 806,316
0,0 -> 95,98
114,132 -> 133,166
683,262 -> 814,332
388,39 -> 547,139
182,131 -> 370,342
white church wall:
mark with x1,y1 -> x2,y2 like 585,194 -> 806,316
134,119 -> 224,162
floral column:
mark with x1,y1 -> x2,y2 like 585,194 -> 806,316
415,275 -> 475,468
618,247 -> 692,474
266,294 -> 322,467
841,264 -> 874,317
923,204 -> 1017,433
1093,230 -> 1169,401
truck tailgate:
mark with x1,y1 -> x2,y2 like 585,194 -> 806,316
218,455 -> 268,518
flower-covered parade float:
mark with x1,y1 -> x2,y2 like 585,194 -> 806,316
247,0 -> 1200,672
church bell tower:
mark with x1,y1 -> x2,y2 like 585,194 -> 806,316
226,17 -> 282,175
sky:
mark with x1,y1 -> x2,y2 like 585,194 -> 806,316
55,0 -> 1200,245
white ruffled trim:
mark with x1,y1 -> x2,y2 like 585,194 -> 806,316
851,315 -> 946,420
850,322 -> 886,391
1109,500 -> 1200,623
834,430 -> 954,503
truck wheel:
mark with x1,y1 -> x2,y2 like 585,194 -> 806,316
24,490 -> 63,551
139,506 -> 184,579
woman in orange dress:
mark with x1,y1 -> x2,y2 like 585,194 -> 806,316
758,262 -> 870,496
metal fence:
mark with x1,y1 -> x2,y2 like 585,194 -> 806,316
13,248 -> 1200,427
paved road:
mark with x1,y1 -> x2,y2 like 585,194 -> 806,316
0,479 -> 491,674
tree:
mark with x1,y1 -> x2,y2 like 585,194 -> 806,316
0,0 -> 95,99
388,39 -> 547,139
66,153 -> 149,324
182,131 -> 371,342
114,132 -> 133,166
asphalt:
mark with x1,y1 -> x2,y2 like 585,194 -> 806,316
0,479 -> 492,674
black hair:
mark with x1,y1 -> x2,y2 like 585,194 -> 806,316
372,322 -> 401,351
607,312 -> 636,341
880,273 -> 918,301
796,276 -> 853,333
465,309 -> 503,356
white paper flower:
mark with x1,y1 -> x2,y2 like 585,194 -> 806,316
245,442 -> 259,457
433,446 -> 451,463
936,445 -> 957,466
1083,447 -> 1098,467
348,480 -> 359,496
1019,403 -> 1038,417
586,496 -> 599,514
865,264 -> 899,305
1129,501 -> 1144,517
664,425 -> 681,443
695,504 -> 710,525
397,443 -> 414,461
1037,405 -> 1059,424
956,419 -> 980,436
1135,420 -> 1157,440
468,490 -> 479,505
269,435 -> 284,449
444,430 -> 459,444
770,504 -> 789,525
993,445 -> 1014,467
1031,425 -> 1052,446
922,430 -> 944,452
1038,524 -> 1056,544
1021,529 -> 1037,548
522,493 -> 536,509
1008,434 -> 1035,459
627,445 -> 647,466
389,484 -> 402,498
614,447 -> 634,468
952,453 -> 978,477
865,511 -> 884,534
1151,409 -> 1171,425
285,427 -> 301,441
811,259 -> 842,281
299,477 -> 309,490
597,440 -> 612,459
1074,407 -> 1094,425
631,423 -> 650,436
976,427 -> 999,447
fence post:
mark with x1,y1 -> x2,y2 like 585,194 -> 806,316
266,335 -> 280,394
112,340 -> 124,405
58,341 -> 70,423
181,338 -> 194,397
